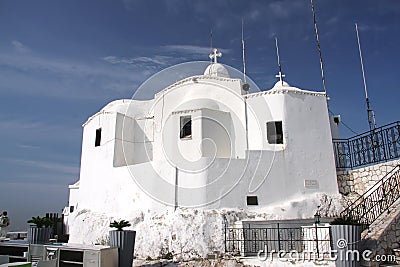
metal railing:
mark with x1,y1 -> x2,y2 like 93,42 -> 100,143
224,224 -> 332,257
333,121 -> 400,170
341,165 -> 400,225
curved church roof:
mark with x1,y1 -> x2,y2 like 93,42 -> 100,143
203,63 -> 230,78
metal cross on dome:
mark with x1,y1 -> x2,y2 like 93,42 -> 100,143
209,48 -> 222,63
275,71 -> 286,84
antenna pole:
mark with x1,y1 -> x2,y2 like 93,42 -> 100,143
210,29 -> 213,63
355,23 -> 376,131
310,0 -> 328,98
242,18 -> 247,83
275,37 -> 284,86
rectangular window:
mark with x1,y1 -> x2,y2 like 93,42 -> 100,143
180,116 -> 192,139
246,196 -> 258,205
95,128 -> 102,147
266,121 -> 283,144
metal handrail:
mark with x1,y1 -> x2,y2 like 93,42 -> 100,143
334,121 -> 400,141
341,165 -> 400,225
333,121 -> 400,170
224,224 -> 332,256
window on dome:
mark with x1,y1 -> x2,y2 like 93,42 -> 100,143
180,116 -> 192,139
247,196 -> 258,205
95,128 -> 102,147
266,121 -> 283,144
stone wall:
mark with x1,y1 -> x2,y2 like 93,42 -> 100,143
337,159 -> 400,196
375,209 -> 400,253
362,198 -> 400,266
337,159 -> 400,266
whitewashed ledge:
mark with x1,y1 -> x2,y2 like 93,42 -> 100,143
132,258 -> 336,267
133,259 -> 243,267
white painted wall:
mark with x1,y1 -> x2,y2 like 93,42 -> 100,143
329,115 -> 340,139
67,182 -> 80,211
66,70 -> 339,230
246,92 -> 285,151
113,113 -> 153,167
201,109 -> 233,158
152,77 -> 246,161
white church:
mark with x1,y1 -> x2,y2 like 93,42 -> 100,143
64,49 -> 341,255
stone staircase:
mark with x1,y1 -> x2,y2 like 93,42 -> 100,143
339,164 -> 400,266
362,197 -> 400,260
341,165 -> 400,225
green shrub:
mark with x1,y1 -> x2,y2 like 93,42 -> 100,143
27,216 -> 53,228
109,220 -> 131,231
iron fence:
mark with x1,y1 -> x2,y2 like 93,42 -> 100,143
341,165 -> 400,225
333,121 -> 400,170
224,224 -> 332,257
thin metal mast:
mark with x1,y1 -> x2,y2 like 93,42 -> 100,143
310,0 -> 328,98
242,18 -> 247,83
355,23 -> 376,131
210,29 -> 213,63
275,36 -> 284,86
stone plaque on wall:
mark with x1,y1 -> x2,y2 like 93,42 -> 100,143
304,179 -> 319,189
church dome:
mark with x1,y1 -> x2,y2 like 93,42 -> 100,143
203,63 -> 230,78
273,80 -> 290,88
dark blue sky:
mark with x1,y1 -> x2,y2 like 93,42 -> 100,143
1,0 -> 399,230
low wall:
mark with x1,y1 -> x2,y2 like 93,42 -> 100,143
337,159 -> 400,196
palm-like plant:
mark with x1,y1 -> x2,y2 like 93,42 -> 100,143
27,216 -> 53,228
110,220 -> 131,231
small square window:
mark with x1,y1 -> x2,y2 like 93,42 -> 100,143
180,116 -> 192,139
266,121 -> 283,144
70,206 -> 75,213
95,128 -> 102,147
247,196 -> 258,205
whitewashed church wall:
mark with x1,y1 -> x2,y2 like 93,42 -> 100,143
201,109 -> 233,158
70,81 -> 340,220
123,160 -> 183,211
162,109 -> 203,163
67,186 -> 79,212
152,79 -> 246,161
102,99 -> 154,118
77,112 -> 120,211
114,113 -> 135,167
246,93 -> 285,151
113,113 -> 153,166
329,115 -> 340,139
283,91 -> 338,195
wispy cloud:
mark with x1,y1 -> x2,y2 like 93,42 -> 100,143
0,119 -> 44,130
121,0 -> 137,11
0,48 -> 146,99
0,117 -> 81,152
268,2 -> 290,18
17,143 -> 41,150
102,44 -> 228,71
1,158 -> 78,176
0,157 -> 79,189
357,24 -> 387,33
0,117 -> 78,134
11,40 -> 29,53
103,55 -> 174,68
161,45 -> 215,56
326,16 -> 340,26
248,9 -> 261,21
